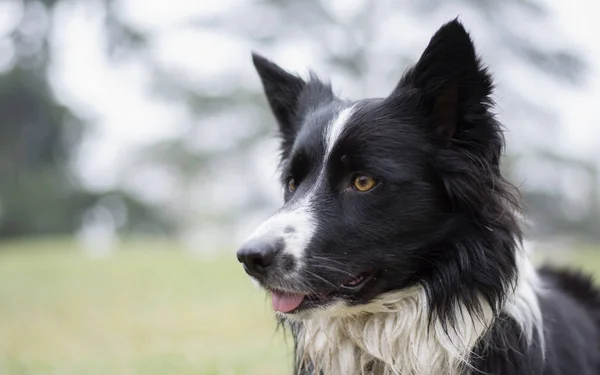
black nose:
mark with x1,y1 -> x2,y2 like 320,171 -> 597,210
236,239 -> 280,279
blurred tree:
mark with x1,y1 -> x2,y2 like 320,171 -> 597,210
0,0 -> 173,239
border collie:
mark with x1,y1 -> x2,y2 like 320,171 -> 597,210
236,19 -> 600,375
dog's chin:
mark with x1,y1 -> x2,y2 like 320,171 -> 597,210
276,298 -> 374,321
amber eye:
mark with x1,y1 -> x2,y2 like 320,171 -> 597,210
288,178 -> 297,192
353,175 -> 376,192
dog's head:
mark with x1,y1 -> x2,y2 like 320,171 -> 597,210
237,20 -> 520,320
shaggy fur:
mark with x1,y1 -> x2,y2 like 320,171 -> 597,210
237,19 -> 600,375
284,248 -> 542,375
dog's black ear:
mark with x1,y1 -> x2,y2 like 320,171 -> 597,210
392,19 -> 493,139
252,53 -> 307,147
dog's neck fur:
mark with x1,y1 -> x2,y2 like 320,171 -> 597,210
293,288 -> 491,375
289,250 -> 543,375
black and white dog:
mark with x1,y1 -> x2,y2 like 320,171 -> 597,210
236,20 -> 600,375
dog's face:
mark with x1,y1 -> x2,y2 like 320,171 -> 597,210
237,20 -> 503,318
241,98 -> 444,316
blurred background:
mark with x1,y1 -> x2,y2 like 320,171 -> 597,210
0,0 -> 599,374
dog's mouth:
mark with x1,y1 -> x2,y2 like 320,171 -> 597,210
269,269 -> 378,313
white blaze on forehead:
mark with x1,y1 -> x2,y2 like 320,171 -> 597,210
325,105 -> 355,155
245,199 -> 316,263
244,105 -> 355,265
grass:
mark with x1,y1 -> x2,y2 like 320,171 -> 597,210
0,237 -> 598,375
0,238 -> 291,375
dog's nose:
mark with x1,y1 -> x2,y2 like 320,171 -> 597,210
236,239 -> 280,279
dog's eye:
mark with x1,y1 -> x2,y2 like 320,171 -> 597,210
353,175 -> 376,192
288,178 -> 297,192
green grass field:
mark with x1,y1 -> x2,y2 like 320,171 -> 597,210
0,238 -> 598,375
0,238 -> 291,375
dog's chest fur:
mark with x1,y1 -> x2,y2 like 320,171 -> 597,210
292,288 -> 492,375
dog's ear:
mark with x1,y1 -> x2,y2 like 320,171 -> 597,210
252,53 -> 308,150
391,19 -> 493,139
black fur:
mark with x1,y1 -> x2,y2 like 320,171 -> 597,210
470,268 -> 600,375
243,19 -> 600,374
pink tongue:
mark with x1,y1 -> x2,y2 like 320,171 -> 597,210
271,291 -> 305,313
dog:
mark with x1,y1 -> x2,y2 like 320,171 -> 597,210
236,19 -> 600,375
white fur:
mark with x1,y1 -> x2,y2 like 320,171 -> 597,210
290,287 -> 493,375
244,200 -> 315,266
505,245 -> 545,348
325,106 -> 355,154
282,246 -> 543,375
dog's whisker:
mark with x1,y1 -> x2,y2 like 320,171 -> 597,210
309,263 -> 352,275
302,270 -> 339,290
